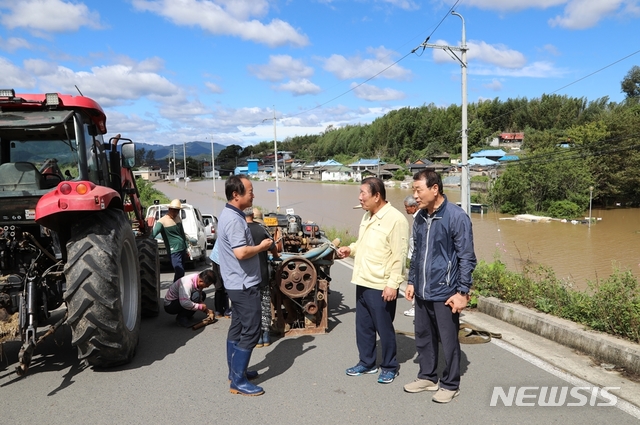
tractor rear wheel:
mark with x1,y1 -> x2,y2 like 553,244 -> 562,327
64,209 -> 141,367
138,238 -> 160,317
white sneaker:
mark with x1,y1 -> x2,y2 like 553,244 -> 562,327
403,308 -> 415,317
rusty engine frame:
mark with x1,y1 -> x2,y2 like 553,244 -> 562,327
262,213 -> 336,336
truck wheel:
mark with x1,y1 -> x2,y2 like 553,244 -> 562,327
64,209 -> 141,367
138,238 -> 160,317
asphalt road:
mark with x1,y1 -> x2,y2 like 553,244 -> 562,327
1,258 -> 638,424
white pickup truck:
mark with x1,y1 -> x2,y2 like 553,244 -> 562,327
145,201 -> 208,266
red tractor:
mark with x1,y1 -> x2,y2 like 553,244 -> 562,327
0,89 -> 160,376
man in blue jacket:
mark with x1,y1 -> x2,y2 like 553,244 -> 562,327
403,170 -> 477,404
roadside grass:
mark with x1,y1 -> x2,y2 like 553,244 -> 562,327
136,177 -> 170,207
472,259 -> 640,343
321,226 -> 357,247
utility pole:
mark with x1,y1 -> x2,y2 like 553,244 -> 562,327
413,11 -> 470,216
210,134 -> 216,214
263,108 -> 280,212
183,141 -> 187,187
172,146 -> 177,182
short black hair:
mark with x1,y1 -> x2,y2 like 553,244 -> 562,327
198,269 -> 217,287
413,170 -> 443,195
225,174 -> 248,201
361,176 -> 386,201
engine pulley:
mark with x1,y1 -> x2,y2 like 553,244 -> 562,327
278,257 -> 317,298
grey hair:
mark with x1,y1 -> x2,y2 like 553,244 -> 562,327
404,195 -> 417,207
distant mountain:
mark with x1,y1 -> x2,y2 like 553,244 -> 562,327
136,140 -> 226,160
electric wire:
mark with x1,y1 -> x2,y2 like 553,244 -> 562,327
249,0 -> 463,127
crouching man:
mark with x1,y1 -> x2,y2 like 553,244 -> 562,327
164,269 -> 216,327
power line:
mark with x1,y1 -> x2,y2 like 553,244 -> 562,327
257,0 -> 463,124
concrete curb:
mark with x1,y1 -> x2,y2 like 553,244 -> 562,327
478,296 -> 640,376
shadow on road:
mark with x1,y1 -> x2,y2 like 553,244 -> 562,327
327,289 -> 353,332
0,310 -> 86,391
250,335 -> 316,383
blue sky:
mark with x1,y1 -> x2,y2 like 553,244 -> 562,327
1,0 -> 639,148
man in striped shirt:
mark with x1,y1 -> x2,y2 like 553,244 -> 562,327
164,269 -> 216,327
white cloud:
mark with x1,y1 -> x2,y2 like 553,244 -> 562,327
433,39 -> 526,69
159,99 -> 210,119
541,44 -> 561,56
322,46 -> 412,81
18,58 -> 181,107
248,55 -> 314,81
450,0 -> 566,12
483,78 -> 503,91
447,0 -> 638,29
205,82 -> 223,93
430,39 -> 565,78
275,79 -> 321,96
0,0 -> 102,33
471,61 -> 566,78
106,111 -> 159,135
549,0 -> 624,29
380,0 -> 420,11
131,0 -> 309,47
0,57 -> 36,88
350,82 -> 406,101
0,37 -> 31,52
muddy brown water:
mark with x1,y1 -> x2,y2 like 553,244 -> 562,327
157,179 -> 640,290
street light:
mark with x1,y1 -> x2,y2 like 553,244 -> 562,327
589,186 -> 594,229
413,11 -> 469,215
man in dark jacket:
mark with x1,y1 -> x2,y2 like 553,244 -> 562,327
403,170 -> 477,404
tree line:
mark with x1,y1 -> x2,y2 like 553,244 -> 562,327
239,67 -> 640,217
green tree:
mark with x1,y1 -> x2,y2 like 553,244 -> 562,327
144,149 -> 155,165
621,65 -> 640,98
135,147 -> 146,166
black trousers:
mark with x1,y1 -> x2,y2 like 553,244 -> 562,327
414,298 -> 461,390
164,299 -> 197,319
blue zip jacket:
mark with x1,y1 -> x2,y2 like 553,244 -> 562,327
408,195 -> 477,302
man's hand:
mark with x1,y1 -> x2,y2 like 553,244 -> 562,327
382,286 -> 398,302
445,292 -> 470,314
405,284 -> 414,302
336,246 -> 351,259
258,238 -> 273,251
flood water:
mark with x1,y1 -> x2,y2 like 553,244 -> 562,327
158,179 -> 640,290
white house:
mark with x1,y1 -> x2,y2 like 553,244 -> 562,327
321,165 -> 361,182
133,167 -> 163,181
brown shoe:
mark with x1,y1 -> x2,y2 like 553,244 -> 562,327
432,388 -> 460,403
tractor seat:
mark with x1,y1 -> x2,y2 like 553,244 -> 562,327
0,162 -> 43,191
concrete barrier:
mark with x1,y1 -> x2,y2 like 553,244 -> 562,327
478,296 -> 640,376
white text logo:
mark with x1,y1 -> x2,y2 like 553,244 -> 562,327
490,386 -> 619,407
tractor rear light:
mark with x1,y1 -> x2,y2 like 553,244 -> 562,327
76,183 -> 88,195
60,183 -> 72,195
